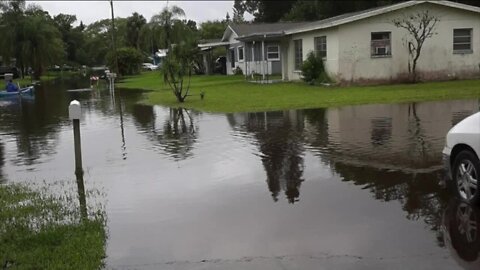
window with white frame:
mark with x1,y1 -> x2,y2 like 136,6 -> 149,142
294,39 -> 303,70
314,36 -> 327,58
267,45 -> 280,60
237,46 -> 244,62
453,28 -> 473,53
371,32 -> 391,57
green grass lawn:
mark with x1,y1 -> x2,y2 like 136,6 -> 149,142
17,74 -> 57,87
117,72 -> 480,113
0,184 -> 106,270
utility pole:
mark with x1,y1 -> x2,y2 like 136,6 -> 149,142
110,0 -> 119,75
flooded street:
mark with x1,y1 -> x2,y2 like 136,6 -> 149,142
0,79 -> 479,269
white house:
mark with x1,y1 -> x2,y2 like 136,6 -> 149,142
199,0 -> 480,84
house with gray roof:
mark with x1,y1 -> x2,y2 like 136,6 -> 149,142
199,0 -> 480,83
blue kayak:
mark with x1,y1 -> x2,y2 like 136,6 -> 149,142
0,86 -> 35,98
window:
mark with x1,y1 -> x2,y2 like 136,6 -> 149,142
230,49 -> 235,68
453,28 -> 472,53
267,45 -> 280,60
371,32 -> 391,57
294,39 -> 303,70
314,36 -> 327,58
237,46 -> 244,62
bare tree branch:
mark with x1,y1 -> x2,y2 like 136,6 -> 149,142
393,10 -> 439,82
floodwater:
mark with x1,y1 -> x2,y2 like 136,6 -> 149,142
1,78 -> 480,269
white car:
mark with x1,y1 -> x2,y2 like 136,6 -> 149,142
142,63 -> 158,71
443,112 -> 480,204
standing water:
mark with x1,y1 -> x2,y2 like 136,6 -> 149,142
0,79 -> 479,269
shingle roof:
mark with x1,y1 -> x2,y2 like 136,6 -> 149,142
224,0 -> 480,41
229,22 -> 309,37
286,0 -> 480,35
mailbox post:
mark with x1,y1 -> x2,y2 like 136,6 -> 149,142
69,100 -> 83,176
107,72 -> 117,92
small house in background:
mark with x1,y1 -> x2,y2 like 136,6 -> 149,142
199,0 -> 480,84
154,49 -> 168,67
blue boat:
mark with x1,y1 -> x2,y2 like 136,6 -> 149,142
0,86 -> 35,98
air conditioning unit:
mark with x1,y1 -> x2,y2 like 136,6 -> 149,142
376,46 -> 389,55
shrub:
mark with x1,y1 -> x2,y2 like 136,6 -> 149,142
106,47 -> 143,76
233,66 -> 243,75
301,51 -> 330,85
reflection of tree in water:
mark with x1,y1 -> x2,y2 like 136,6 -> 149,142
0,98 -> 64,166
303,108 -> 329,156
131,106 -> 198,161
0,142 -> 4,183
407,103 -> 433,166
303,106 -> 451,246
243,111 -> 305,203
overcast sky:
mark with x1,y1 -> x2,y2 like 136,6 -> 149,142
27,1 -> 249,25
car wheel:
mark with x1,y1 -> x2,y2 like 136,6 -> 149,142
453,150 -> 480,204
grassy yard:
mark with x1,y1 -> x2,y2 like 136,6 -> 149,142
0,184 -> 106,270
17,74 -> 57,87
118,72 -> 480,113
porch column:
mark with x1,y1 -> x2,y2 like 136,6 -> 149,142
251,41 -> 255,79
281,38 -> 289,81
202,51 -> 210,75
261,39 -> 266,80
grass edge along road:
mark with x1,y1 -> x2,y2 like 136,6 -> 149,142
117,72 -> 480,113
0,183 -> 106,270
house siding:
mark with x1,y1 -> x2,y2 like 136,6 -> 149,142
336,3 -> 480,83
288,28 -> 340,81
226,32 -> 242,75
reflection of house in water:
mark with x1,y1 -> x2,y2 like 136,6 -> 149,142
308,100 -> 480,172
229,110 -> 306,203
300,100 -> 479,247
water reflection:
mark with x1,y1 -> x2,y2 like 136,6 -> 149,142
443,200 -> 480,269
76,171 -> 88,220
307,101 -> 479,172
0,142 -> 4,183
2,78 -> 480,268
229,111 -> 305,203
132,106 -> 199,161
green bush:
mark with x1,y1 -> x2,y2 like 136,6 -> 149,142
301,51 -> 329,85
233,66 -> 243,75
107,47 -> 143,76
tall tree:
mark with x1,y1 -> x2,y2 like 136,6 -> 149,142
53,14 -> 86,64
198,20 -> 227,40
158,5 -> 198,103
125,12 -> 146,49
20,7 -> 64,79
393,10 -> 439,82
233,0 -> 296,22
150,5 -> 185,48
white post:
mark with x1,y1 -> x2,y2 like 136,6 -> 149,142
262,39 -> 266,81
69,100 -> 83,176
251,41 -> 255,79
69,100 -> 87,220
107,72 -> 117,92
